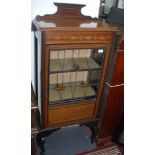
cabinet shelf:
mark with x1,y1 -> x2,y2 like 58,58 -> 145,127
49,57 -> 101,73
49,81 -> 97,104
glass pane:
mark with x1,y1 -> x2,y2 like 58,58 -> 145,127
49,48 -> 106,104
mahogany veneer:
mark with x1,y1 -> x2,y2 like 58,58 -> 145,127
32,2 -> 120,154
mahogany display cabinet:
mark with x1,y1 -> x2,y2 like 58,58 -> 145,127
32,2 -> 120,154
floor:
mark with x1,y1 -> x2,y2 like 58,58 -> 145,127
36,125 -> 96,155
35,125 -> 124,155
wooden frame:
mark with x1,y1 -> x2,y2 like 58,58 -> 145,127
41,43 -> 113,128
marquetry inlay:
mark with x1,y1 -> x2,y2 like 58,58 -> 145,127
44,31 -> 113,44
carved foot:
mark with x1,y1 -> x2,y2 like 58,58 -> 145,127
81,121 -> 99,144
36,128 -> 60,154
89,126 -> 98,144
36,133 -> 45,155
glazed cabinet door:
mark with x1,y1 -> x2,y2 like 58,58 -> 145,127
42,43 -> 112,128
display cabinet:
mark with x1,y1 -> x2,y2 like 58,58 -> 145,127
32,2 -> 119,154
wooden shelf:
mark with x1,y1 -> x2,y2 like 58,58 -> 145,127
49,58 -> 100,73
49,81 -> 96,103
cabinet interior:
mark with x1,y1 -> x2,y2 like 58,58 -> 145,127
49,48 -> 105,104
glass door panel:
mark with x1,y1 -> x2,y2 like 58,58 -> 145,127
49,48 -> 106,104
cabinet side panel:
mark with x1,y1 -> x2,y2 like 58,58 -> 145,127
42,45 -> 50,128
94,44 -> 113,116
37,34 -> 42,116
